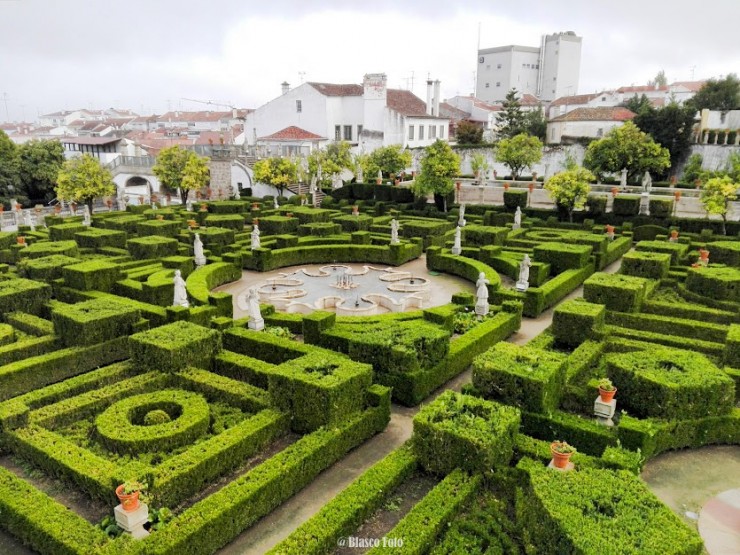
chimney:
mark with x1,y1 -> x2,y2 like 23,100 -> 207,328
426,80 -> 433,115
281,82 -> 290,95
433,80 -> 441,117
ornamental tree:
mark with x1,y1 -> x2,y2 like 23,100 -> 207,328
365,144 -> 412,178
496,133 -> 543,180
699,176 -> 738,235
687,73 -> 740,113
412,139 -> 460,212
253,156 -> 298,198
180,155 -> 211,201
153,145 -> 210,204
55,154 -> 116,211
307,141 -> 354,186
0,130 -> 21,209
456,120 -> 484,144
496,89 -> 527,139
631,101 -> 697,176
18,139 -> 65,204
544,167 -> 595,222
583,121 -> 670,182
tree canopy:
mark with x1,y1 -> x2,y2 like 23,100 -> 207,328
496,133 -> 543,180
496,89 -> 527,139
583,121 -> 670,182
687,74 -> 740,113
18,139 -> 65,204
307,141 -> 354,186
253,157 -> 298,198
699,175 -> 738,234
55,154 -> 116,210
180,155 -> 211,202
153,145 -> 211,204
360,144 -> 412,179
412,139 -> 460,212
456,120 -> 484,144
544,167 -> 595,222
0,130 -> 21,209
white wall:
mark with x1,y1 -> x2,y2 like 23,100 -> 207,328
547,120 -> 624,144
704,109 -> 740,130
542,33 -> 582,101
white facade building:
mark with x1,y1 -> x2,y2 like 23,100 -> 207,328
477,32 -> 582,103
547,107 -> 636,144
243,74 -> 448,155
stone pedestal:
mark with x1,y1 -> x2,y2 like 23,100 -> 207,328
451,245 -> 462,255
594,397 -> 616,426
639,192 -> 650,216
248,317 -> 265,331
114,503 -> 150,540
515,280 -> 529,292
512,223 -> 521,230
547,460 -> 574,471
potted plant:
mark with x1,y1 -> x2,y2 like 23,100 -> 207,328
611,186 -> 619,197
598,378 -> 617,402
503,182 -> 509,191
115,480 -> 148,512
550,441 -> 576,469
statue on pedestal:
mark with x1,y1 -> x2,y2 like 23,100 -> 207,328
475,272 -> 489,317
173,270 -> 189,308
451,226 -> 462,255
390,219 -> 400,245
82,205 -> 91,226
251,224 -> 261,250
194,233 -> 207,267
516,254 -> 532,291
247,287 -> 265,330
458,204 -> 466,227
513,206 -> 522,229
620,168 -> 628,189
642,171 -> 652,193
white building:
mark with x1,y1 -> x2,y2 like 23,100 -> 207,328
547,107 -> 636,144
242,73 -> 449,155
476,31 -> 582,103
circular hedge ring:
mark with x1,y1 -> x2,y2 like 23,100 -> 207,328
95,390 -> 210,455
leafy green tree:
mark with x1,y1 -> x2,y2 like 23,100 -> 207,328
624,93 -> 653,114
253,157 -> 298,198
456,120 -> 483,144
699,176 -> 738,234
496,89 -> 527,139
412,139 -> 460,212
180,155 -> 211,200
496,133 -> 543,180
632,102 -> 697,175
18,139 -> 65,203
681,153 -> 705,184
648,70 -> 667,88
367,144 -> 412,178
523,107 -> 547,141
55,154 -> 116,211
153,145 -> 210,204
307,141 -> 354,186
583,121 -> 670,182
0,130 -> 21,209
544,167 -> 595,222
687,74 -> 740,113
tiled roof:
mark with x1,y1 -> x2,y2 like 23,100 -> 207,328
617,85 -> 668,93
439,102 -> 470,120
59,136 -> 122,145
157,111 -> 232,123
307,83 -> 364,96
549,93 -> 598,107
670,80 -> 706,92
519,93 -> 542,106
387,89 -> 430,116
550,107 -> 636,122
472,98 -> 502,112
258,126 -> 326,141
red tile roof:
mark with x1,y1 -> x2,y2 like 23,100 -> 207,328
157,110 -> 232,123
519,93 -> 542,106
307,83 -> 364,96
439,102 -> 470,120
549,93 -> 598,107
617,85 -> 668,93
258,126 -> 326,141
550,107 -> 636,122
670,80 -> 706,92
471,98 -> 502,111
387,89 -> 430,116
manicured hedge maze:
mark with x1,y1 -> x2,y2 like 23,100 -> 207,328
0,189 -> 736,554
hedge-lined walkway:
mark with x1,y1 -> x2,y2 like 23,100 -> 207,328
217,259 -> 624,554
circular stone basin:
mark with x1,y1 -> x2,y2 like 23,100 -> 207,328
95,390 -> 210,454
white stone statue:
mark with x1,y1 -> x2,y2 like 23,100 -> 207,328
186,199 -> 193,212
377,169 -> 383,182
247,287 -> 264,331
642,171 -> 652,193
516,254 -> 532,291
118,197 -> 127,211
193,233 -> 207,267
458,204 -> 466,227
273,197 -> 279,209
356,165 -> 364,184
309,176 -> 317,195
620,168 -> 628,189
475,272 -> 489,317
173,270 -> 189,308
251,223 -> 261,250
82,205 -> 91,226
513,206 -> 522,229
390,219 -> 400,245
451,226 -> 462,255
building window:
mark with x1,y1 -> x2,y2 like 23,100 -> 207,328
408,125 -> 415,140
188,122 -> 195,127
597,128 -> 604,137
357,124 -> 363,137
296,100 -> 302,113
535,64 -> 539,69
419,125 -> 424,140
430,125 -> 436,139
439,125 -> 444,138
553,77 -> 556,81
496,82 -> 501,87
343,125 -> 352,141
335,125 -> 341,140
485,83 -> 490,88
497,63 -> 502,69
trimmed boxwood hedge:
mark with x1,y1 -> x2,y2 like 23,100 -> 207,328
685,266 -> 740,302
62,260 -> 121,292
73,227 -> 127,249
634,240 -> 688,264
129,321 -> 222,373
516,457 -> 703,555
606,348 -> 735,419
0,277 -> 52,315
17,240 -> 79,261
583,272 -> 652,312
533,242 -> 591,275
412,390 -> 520,475
552,299 -> 605,348
473,343 -> 567,413
612,195 -> 641,216
51,297 -> 142,347
126,236 -> 180,260
17,254 -> 81,282
620,251 -> 671,279
710,240 -> 740,267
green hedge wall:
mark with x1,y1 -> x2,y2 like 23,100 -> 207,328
62,260 -> 121,292
503,190 -> 528,209
51,297 -> 142,347
17,240 -> 79,261
17,255 -> 81,282
204,214 -> 245,231
126,236 -> 180,260
258,216 -> 299,235
612,195 -> 641,216
605,310 -> 728,344
634,240 -> 688,264
685,266 -> 740,302
297,222 -> 342,237
726,324 -> 740,368
462,225 -> 509,247
74,228 -> 127,250
552,299 -> 605,348
606,349 -> 735,419
473,343 -> 567,413
583,272 -> 652,312
426,247 -> 501,294
533,243 -> 591,275
412,391 -> 520,475
135,219 -> 181,238
648,198 -> 674,218
710,241 -> 740,267
129,321 -> 222,373
0,277 -> 52,315
516,458 -> 703,555
620,251 -> 671,279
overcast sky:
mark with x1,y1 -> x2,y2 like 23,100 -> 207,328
1,0 -> 738,122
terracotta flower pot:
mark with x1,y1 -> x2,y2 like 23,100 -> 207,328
187,219 -> 197,228
200,203 -> 208,212
156,215 -> 164,221
503,183 -> 509,191
16,236 -> 26,245
670,230 -> 679,239
598,386 -> 617,403
376,178 -> 382,185
115,485 -> 140,512
611,187 -> 619,197
550,444 -> 574,469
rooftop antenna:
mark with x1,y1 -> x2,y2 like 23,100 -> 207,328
298,71 -> 306,83
1,92 -> 9,122
690,65 -> 696,80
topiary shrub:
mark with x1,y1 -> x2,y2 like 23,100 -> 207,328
585,194 -> 606,216
144,409 -> 171,425
129,321 -> 222,372
51,297 -> 142,347
685,266 -> 740,302
648,198 -> 673,218
552,299 -> 605,348
606,348 -> 735,419
472,343 -> 567,413
709,241 -> 740,267
634,240 -> 688,264
412,390 -> 520,475
620,251 -> 671,280
17,254 -> 81,281
533,243 -> 591,275
0,278 -> 52,315
127,236 -> 180,260
583,272 -> 651,312
503,190 -> 528,210
725,324 -> 740,368
612,195 -> 641,216
62,260 -> 121,292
